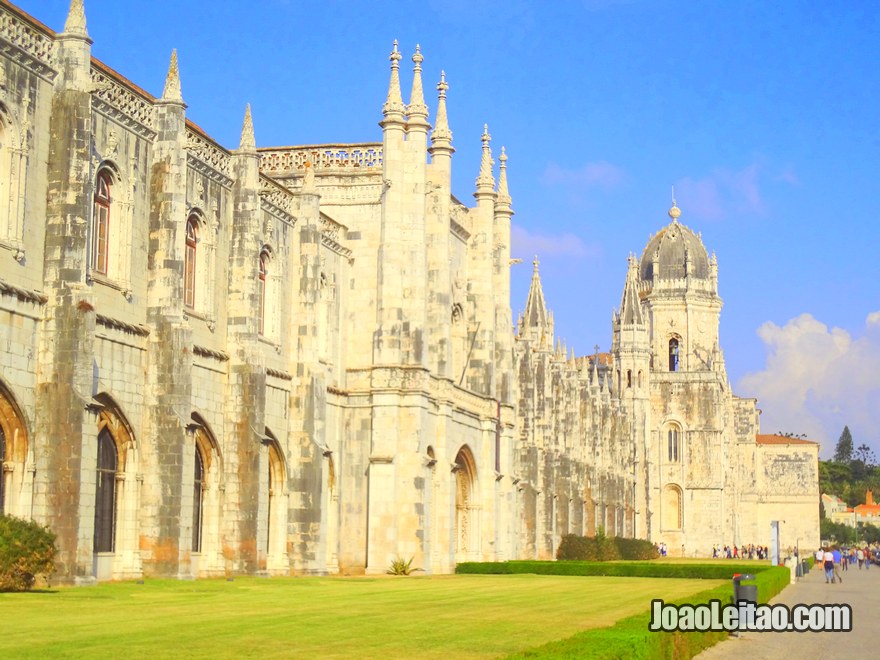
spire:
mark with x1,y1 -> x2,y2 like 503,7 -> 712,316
162,49 -> 183,103
475,124 -> 495,191
406,45 -> 428,121
239,104 -> 255,151
496,146 -> 511,205
63,0 -> 88,37
522,255 -> 549,331
618,253 -> 644,325
591,345 -> 600,389
431,71 -> 453,144
382,40 -> 405,119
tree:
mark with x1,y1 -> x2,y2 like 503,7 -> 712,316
834,426 -> 854,463
854,443 -> 877,467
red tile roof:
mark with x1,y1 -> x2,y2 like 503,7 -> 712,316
756,434 -> 818,446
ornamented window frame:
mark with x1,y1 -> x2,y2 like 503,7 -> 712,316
0,100 -> 28,262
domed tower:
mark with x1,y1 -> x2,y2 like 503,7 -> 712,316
640,201 -> 722,376
638,199 -> 734,555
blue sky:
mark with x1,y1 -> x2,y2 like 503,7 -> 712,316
23,1 -> 880,458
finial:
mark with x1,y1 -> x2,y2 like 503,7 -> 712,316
239,104 -> 255,150
533,255 -> 539,272
431,71 -> 452,145
162,49 -> 183,102
496,146 -> 511,203
382,40 -> 404,117
406,44 -> 428,119
64,0 -> 88,36
475,124 -> 495,191
668,185 -> 681,220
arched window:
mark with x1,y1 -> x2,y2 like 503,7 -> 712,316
267,441 -> 284,555
184,216 -> 198,308
0,425 -> 5,513
192,443 -> 205,553
667,427 -> 680,463
662,484 -> 683,530
454,445 -> 479,561
258,249 -> 270,335
94,429 -> 118,553
668,338 -> 680,372
626,369 -> 632,389
92,170 -> 112,275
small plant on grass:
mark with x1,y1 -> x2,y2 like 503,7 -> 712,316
387,555 -> 418,575
0,514 -> 56,591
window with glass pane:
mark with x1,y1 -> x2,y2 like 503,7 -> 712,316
94,429 -> 117,553
93,171 -> 112,275
184,217 -> 197,308
192,445 -> 204,552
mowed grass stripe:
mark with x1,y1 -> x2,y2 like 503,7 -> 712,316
1,574 -> 722,658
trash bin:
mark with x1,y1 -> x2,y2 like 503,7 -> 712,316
795,560 -> 803,577
732,573 -> 757,603
802,559 -> 809,575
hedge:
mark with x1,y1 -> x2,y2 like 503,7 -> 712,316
0,514 -> 56,591
505,566 -> 790,659
556,534 -> 658,561
456,560 -> 781,580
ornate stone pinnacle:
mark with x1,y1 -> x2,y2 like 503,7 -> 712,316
431,71 -> 452,145
475,123 -> 495,191
64,0 -> 88,36
382,40 -> 404,117
406,44 -> 428,119
533,255 -> 539,272
437,70 -> 448,97
162,49 -> 183,102
239,103 -> 255,150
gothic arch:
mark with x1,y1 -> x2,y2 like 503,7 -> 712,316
454,445 -> 479,561
662,418 -> 684,464
661,484 -> 683,531
258,244 -> 280,340
91,394 -> 139,579
189,413 -> 223,576
89,160 -> 134,292
0,380 -> 29,516
264,429 -> 288,570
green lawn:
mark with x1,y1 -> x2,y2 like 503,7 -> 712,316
0,574 -> 722,658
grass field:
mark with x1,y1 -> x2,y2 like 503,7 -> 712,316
0,573 -> 724,658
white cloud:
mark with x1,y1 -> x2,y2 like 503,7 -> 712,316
541,161 -> 626,190
510,225 -> 598,260
737,312 -> 880,458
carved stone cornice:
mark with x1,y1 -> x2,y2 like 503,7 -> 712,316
0,7 -> 57,83
96,313 -> 149,336
90,65 -> 156,140
186,127 -> 233,188
259,175 -> 296,227
0,278 -> 46,304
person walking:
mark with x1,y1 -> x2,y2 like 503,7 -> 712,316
823,548 -> 834,583
832,547 -> 843,583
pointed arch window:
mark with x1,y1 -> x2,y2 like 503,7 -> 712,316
668,338 -> 680,372
184,216 -> 198,308
94,429 -> 118,553
92,170 -> 113,276
0,425 -> 5,513
192,443 -> 205,553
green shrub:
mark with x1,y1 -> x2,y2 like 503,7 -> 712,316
386,555 -> 419,576
505,566 -> 791,659
457,560 -> 779,580
556,534 -> 658,562
0,514 -> 56,591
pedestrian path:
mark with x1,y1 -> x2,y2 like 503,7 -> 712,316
696,562 -> 880,659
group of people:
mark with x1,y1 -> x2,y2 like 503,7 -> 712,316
711,544 -> 768,560
816,544 -> 879,583
654,542 -> 668,556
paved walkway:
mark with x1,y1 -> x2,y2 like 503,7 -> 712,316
696,562 -> 880,659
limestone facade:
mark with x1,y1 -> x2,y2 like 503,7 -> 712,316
0,1 -> 817,582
